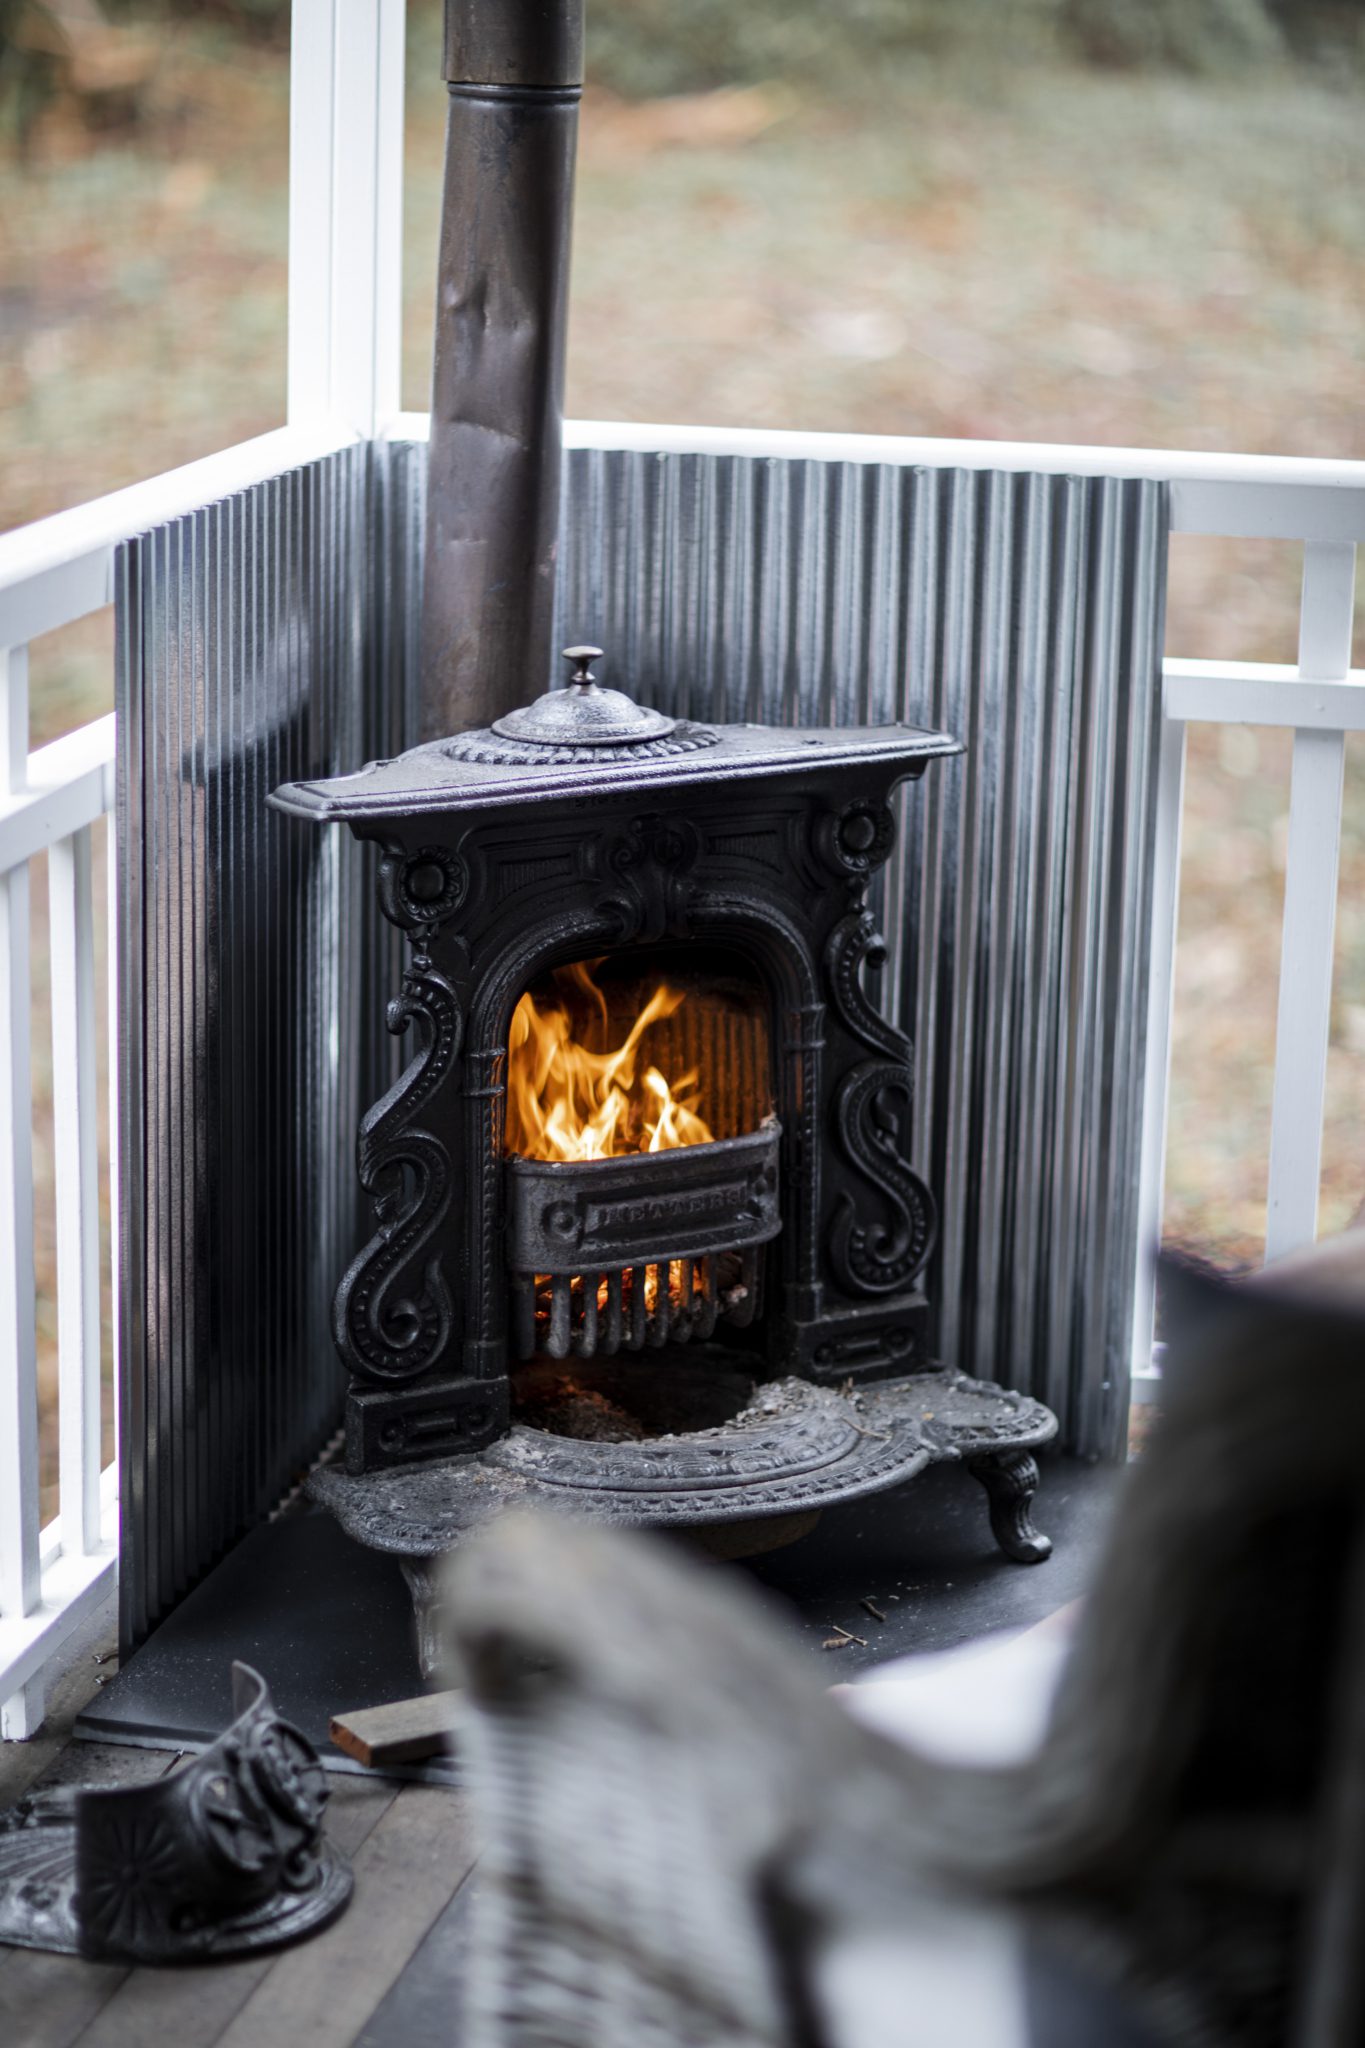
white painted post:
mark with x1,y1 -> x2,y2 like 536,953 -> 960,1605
287,0 -> 407,437
0,645 -> 42,1738
107,812 -> 121,1503
1264,540 -> 1358,1263
1131,710 -> 1188,1390
50,825 -> 103,1559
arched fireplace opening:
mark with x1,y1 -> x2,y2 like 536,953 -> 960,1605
503,944 -> 781,1440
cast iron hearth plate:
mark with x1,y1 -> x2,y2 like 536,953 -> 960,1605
308,1371 -> 1055,1555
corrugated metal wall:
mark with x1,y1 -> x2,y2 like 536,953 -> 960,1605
552,450 -> 1168,1458
115,443 -> 408,1647
116,438 -> 1164,1647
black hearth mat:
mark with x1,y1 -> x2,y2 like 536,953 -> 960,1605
75,1453 -> 1119,1784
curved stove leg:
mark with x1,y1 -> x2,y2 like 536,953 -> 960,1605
400,1555 -> 446,1680
967,1449 -> 1052,1564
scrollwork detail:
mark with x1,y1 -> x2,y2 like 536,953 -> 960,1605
825,903 -> 937,1296
825,902 -> 906,1064
333,965 -> 462,1383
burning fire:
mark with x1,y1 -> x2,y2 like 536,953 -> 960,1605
505,959 -> 715,1161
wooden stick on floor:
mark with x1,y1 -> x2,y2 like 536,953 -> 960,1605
329,1692 -> 461,1769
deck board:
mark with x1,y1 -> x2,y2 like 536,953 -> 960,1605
0,1947 -> 130,2048
4,1459 -> 1117,2044
208,1787 -> 477,2048
354,1875 -> 478,2048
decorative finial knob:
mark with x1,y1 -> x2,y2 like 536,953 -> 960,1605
562,645 -> 603,690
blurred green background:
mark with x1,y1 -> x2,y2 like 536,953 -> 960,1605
1,0 -> 1363,1502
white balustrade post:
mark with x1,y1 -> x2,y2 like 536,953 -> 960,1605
0,645 -> 42,1738
1264,541 -> 1357,1263
1131,709 -> 1188,1390
107,807 -> 121,1502
288,0 -> 406,437
50,824 -> 103,1560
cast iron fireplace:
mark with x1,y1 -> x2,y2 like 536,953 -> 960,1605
270,648 -> 1057,1670
261,0 -> 1056,1672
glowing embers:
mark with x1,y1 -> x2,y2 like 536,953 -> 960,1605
505,960 -> 712,1161
517,1250 -> 762,1362
511,1354 -> 757,1443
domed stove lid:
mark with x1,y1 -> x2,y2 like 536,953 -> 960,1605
267,648 -> 963,825
491,647 -> 677,747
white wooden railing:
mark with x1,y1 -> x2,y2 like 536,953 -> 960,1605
0,429 -> 359,1738
0,0 -> 399,1739
0,656 -> 117,1739
2,0 -> 1363,1731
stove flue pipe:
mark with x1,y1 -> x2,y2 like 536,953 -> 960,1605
419,0 -> 583,740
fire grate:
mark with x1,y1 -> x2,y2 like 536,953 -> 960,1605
515,1251 -> 763,1361
506,1124 -> 781,1359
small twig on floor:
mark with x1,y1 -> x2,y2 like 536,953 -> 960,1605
823,1622 -> 869,1650
859,1597 -> 886,1623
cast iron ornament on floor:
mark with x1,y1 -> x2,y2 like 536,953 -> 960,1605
271,651 -> 1058,1673
0,1665 -> 351,1964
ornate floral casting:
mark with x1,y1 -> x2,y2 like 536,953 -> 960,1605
595,811 -> 703,945
441,721 -> 720,768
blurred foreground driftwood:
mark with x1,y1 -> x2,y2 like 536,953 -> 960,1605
440,1230 -> 1365,2048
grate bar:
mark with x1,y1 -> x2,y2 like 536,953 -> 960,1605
603,1269 -> 623,1354
511,1248 -> 765,1363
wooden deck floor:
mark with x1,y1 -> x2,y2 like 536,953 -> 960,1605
2,1456 -> 1120,2047
0,1752 -> 474,2048
0,1621 -> 476,2048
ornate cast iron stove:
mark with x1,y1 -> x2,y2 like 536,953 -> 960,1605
270,650 -> 1057,1671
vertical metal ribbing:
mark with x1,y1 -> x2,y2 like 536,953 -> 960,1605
114,540 -> 145,1644
117,442 -> 407,1650
117,433 -> 1166,1646
553,445 -> 1168,1458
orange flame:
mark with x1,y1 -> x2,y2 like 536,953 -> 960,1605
505,960 -> 715,1161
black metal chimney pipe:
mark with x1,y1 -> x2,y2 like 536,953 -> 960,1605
419,0 -> 584,740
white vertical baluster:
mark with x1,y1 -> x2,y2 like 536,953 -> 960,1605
50,824 -> 102,1557
286,0 -> 336,429
0,644 -> 42,1738
288,0 -> 406,436
107,809 -> 121,1502
1131,709 -> 1188,1387
1265,540 -> 1357,1263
